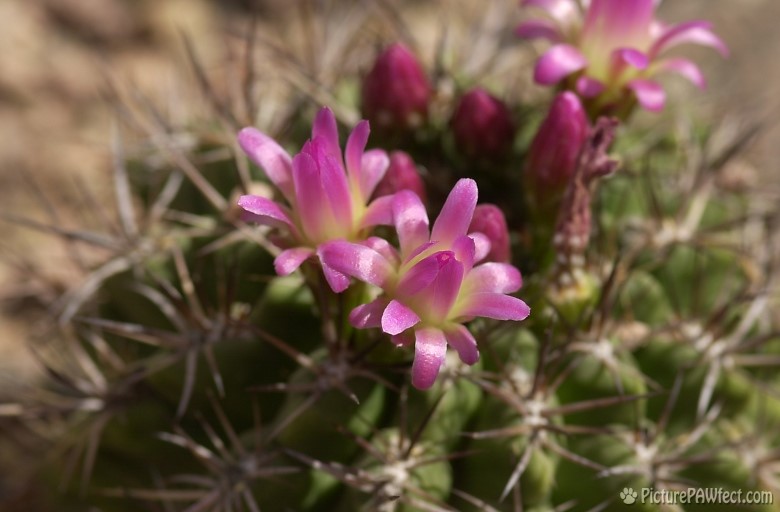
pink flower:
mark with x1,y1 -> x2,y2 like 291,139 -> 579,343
319,179 -> 530,389
373,151 -> 428,204
237,107 -> 392,292
450,88 -> 516,160
361,43 -> 432,132
517,0 -> 728,114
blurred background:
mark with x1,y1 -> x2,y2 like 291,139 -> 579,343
0,0 -> 778,428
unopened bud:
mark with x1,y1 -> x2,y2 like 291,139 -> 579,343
469,204 -> 511,263
361,43 -> 431,133
373,151 -> 427,203
450,88 -> 515,160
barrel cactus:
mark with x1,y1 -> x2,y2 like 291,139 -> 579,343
2,1 -> 778,511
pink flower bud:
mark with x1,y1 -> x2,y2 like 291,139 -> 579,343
469,204 -> 511,263
373,151 -> 427,203
450,88 -> 516,160
361,43 -> 431,132
524,92 -> 589,206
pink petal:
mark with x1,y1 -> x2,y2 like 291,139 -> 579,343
345,120 -> 369,181
382,299 -> 421,335
611,48 -> 649,75
431,178 -> 478,245
311,107 -> 342,163
360,149 -> 390,200
237,195 -> 295,230
307,139 -> 353,228
362,194 -> 395,229
317,241 -> 394,288
393,190 -> 430,256
467,232 -> 491,264
238,128 -> 294,201
655,57 -> 706,89
292,150 -> 330,238
456,293 -> 531,321
576,76 -> 606,97
627,79 -> 666,112
397,250 -> 449,297
650,21 -> 729,59
463,263 -> 523,294
425,252 -> 465,321
533,44 -> 588,86
515,20 -> 563,42
349,298 -> 387,329
412,327 -> 448,389
322,263 -> 350,293
360,236 -> 400,266
521,0 -> 578,24
274,247 -> 313,276
582,0 -> 654,52
452,235 -> 476,272
445,324 -> 480,365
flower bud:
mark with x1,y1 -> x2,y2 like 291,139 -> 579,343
450,88 -> 516,160
373,151 -> 427,203
361,43 -> 431,133
524,92 -> 589,213
469,204 -> 511,263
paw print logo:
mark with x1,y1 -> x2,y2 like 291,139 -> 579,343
620,487 -> 638,505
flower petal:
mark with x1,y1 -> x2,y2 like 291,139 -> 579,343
456,293 -> 531,321
576,76 -> 606,97
322,263 -> 351,293
349,298 -> 388,329
274,247 -> 313,276
292,150 -> 330,238
515,19 -> 563,42
412,327 -> 448,389
382,299 -> 421,335
360,149 -> 390,200
360,236 -> 400,266
467,232 -> 491,265
392,330 -> 415,347
650,21 -> 729,59
463,263 -> 523,294
238,195 -> 295,230
393,190 -> 430,256
397,250 -> 449,296
452,235 -> 476,272
308,138 -> 353,229
582,0 -> 654,52
311,107 -> 342,163
521,0 -> 578,24
361,194 -> 395,229
611,48 -> 649,76
345,120 -> 369,184
431,178 -> 478,245
654,57 -> 706,89
534,44 -> 588,85
317,241 -> 394,288
425,252 -> 465,321
238,128 -> 294,201
445,324 -> 480,365
627,79 -> 666,112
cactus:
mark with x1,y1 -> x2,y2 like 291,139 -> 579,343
2,1 -> 780,512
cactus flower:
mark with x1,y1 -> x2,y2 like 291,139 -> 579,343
468,204 -> 511,263
373,151 -> 427,203
237,107 -> 392,292
517,0 -> 728,115
450,88 -> 516,160
524,91 -> 589,214
319,179 -> 530,389
361,43 -> 432,132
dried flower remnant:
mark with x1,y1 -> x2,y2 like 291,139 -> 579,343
320,179 -> 530,389
517,0 -> 728,116
238,107 -> 392,292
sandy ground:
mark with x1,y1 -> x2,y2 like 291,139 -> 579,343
0,0 -> 778,382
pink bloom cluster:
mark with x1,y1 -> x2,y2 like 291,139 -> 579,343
517,0 -> 728,113
238,108 -> 530,389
